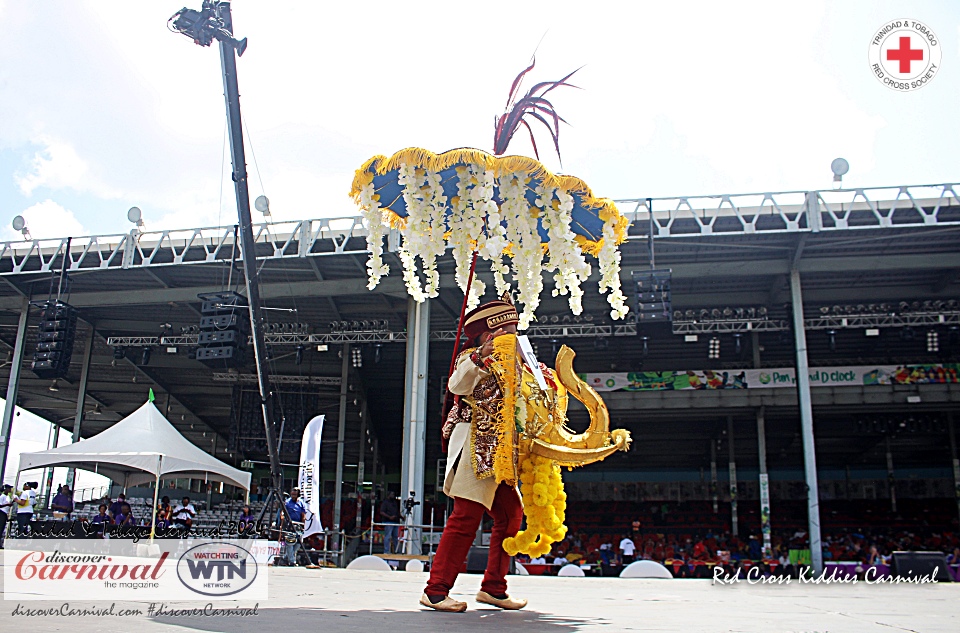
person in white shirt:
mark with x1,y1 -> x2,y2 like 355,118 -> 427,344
530,556 -> 547,565
172,496 -> 197,528
16,482 -> 37,536
619,535 -> 636,564
552,554 -> 568,567
0,483 -> 14,547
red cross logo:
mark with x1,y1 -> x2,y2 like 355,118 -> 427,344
886,36 -> 923,73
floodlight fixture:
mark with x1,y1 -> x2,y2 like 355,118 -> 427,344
127,206 -> 145,229
11,215 -> 31,239
168,2 -> 248,56
708,337 -> 720,360
926,330 -> 939,353
254,195 -> 270,215
830,157 -> 849,187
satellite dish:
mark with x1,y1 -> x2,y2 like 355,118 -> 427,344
127,206 -> 142,223
12,215 -> 25,231
830,158 -> 849,178
254,195 -> 270,214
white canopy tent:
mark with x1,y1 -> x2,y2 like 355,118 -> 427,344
18,400 -> 250,492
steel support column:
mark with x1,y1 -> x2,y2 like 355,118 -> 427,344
710,440 -> 718,513
885,437 -> 897,513
0,297 -> 29,483
727,416 -> 738,538
949,413 -> 960,529
756,406 -> 772,558
789,268 -> 823,573
66,326 -> 96,489
400,298 -> 429,554
333,342 -> 350,536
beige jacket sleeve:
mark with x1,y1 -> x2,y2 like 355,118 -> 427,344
448,351 -> 490,395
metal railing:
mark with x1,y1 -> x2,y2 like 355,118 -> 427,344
367,503 -> 445,563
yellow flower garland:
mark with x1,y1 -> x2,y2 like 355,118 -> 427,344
502,452 -> 568,558
489,335 -> 519,486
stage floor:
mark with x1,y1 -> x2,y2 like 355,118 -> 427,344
3,565 -> 959,632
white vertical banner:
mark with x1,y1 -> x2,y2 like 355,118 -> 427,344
299,415 -> 324,539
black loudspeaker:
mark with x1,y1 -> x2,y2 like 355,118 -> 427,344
631,269 -> 672,322
196,291 -> 248,367
466,546 -> 489,572
891,551 -> 952,581
31,300 -> 78,379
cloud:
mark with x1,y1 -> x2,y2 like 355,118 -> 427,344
15,136 -> 121,199
2,199 -> 88,241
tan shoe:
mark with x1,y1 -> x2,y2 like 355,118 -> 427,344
476,590 -> 527,610
420,593 -> 467,612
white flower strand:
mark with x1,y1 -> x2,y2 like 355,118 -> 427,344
358,180 -> 389,290
398,163 -> 447,302
599,212 -> 629,320
499,172 -> 544,329
449,164 -> 488,309
539,186 -> 591,315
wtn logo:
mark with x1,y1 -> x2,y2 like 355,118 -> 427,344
177,542 -> 259,597
186,559 -> 247,581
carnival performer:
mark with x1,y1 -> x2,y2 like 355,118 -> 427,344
420,298 -> 527,612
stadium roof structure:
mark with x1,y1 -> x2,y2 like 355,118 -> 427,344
1,182 -> 959,488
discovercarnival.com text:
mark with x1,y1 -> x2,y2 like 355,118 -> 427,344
10,602 -> 260,618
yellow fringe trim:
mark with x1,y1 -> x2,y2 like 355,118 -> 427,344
489,334 -> 520,486
502,452 -> 568,558
348,147 -> 628,248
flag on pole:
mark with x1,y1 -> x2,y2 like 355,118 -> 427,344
298,415 -> 324,539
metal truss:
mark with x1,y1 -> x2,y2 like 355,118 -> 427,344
211,372 -> 341,387
0,216 -> 368,276
803,311 -> 960,330
672,320 -> 789,334
3,183 -> 958,276
620,182 -> 960,238
105,323 -> 637,348
671,311 -> 960,334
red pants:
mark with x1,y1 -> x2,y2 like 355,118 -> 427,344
425,483 -> 523,597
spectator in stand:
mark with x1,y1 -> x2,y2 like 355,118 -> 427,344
530,554 -> 547,565
947,546 -> 960,566
114,502 -> 135,526
238,505 -> 256,536
15,482 -> 37,536
172,496 -> 197,528
599,541 -> 613,566
51,485 -> 74,520
155,496 -> 172,529
748,535 -> 762,560
380,491 -> 401,555
90,503 -> 110,536
866,545 -> 882,566
0,483 -> 14,547
632,518 -> 641,535
109,494 -> 126,519
552,552 -> 568,568
619,534 -> 636,564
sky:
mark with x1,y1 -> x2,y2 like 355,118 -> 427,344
0,2 -> 958,485
0,1 -> 957,242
